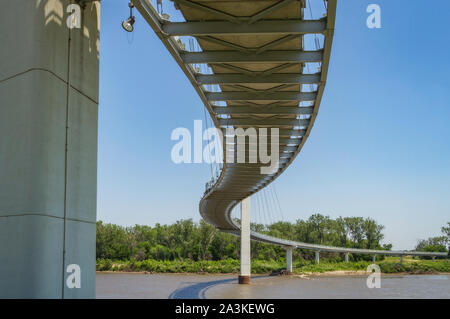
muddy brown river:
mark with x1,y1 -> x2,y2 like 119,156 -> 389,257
96,273 -> 449,299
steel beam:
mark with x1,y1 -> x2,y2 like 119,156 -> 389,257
222,129 -> 305,137
213,106 -> 313,115
219,118 -> 309,126
196,73 -> 321,85
163,19 -> 326,36
207,91 -> 317,101
182,50 -> 323,64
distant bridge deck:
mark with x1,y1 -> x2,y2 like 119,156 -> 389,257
224,228 -> 447,258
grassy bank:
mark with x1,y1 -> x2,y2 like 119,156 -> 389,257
97,257 -> 450,275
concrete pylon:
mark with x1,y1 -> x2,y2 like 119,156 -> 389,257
372,255 -> 377,262
344,252 -> 349,263
239,197 -> 251,284
0,0 -> 100,298
400,255 -> 404,264
315,251 -> 320,264
286,247 -> 293,274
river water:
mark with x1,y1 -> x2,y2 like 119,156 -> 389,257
96,273 -> 449,299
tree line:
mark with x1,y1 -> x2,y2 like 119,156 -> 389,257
96,214 -> 427,262
415,222 -> 450,256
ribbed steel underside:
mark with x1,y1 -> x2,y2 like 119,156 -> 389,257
134,0 -> 447,257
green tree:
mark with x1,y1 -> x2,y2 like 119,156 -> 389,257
363,218 -> 384,249
96,221 -> 130,259
95,215 -> 390,262
441,222 -> 450,245
344,217 -> 365,248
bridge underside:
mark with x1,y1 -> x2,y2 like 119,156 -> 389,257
133,0 -> 336,228
135,0 -> 447,260
168,0 -> 336,232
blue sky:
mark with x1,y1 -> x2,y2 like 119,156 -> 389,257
97,0 -> 450,250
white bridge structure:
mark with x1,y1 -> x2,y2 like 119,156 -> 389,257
134,0 -> 447,283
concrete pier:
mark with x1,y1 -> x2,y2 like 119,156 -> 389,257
239,197 -> 251,284
0,0 -> 100,298
286,247 -> 293,274
315,251 -> 320,264
344,252 -> 349,263
372,255 -> 377,262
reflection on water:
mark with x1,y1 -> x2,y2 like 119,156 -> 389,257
169,275 -> 273,299
169,277 -> 236,299
96,273 -> 450,299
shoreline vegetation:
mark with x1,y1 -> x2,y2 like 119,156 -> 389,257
96,257 -> 450,275
96,218 -> 449,276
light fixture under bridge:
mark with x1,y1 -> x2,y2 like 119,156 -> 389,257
122,2 -> 135,32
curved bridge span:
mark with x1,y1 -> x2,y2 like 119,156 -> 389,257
134,0 -> 447,272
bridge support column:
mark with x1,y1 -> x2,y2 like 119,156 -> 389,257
239,197 -> 251,284
344,252 -> 349,263
286,247 -> 293,274
0,0 -> 100,298
372,255 -> 377,263
432,256 -> 436,261
400,256 -> 404,264
315,251 -> 320,264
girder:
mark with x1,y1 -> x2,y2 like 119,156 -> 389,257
213,106 -> 313,115
182,50 -> 323,64
206,91 -> 317,102
196,73 -> 321,85
218,118 -> 309,126
163,20 -> 327,36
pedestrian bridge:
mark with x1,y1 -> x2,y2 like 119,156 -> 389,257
3,0 -> 447,299
134,0 -> 447,279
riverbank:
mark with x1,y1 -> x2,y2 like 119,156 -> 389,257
96,258 -> 450,275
